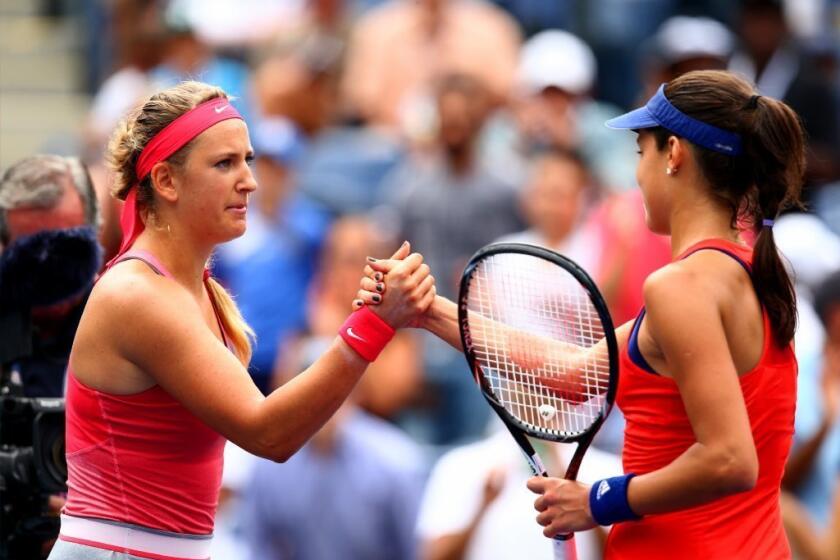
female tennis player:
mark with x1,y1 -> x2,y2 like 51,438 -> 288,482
361,70 -> 802,559
49,81 -> 434,560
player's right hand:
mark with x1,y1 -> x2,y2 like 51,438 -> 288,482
354,241 -> 436,329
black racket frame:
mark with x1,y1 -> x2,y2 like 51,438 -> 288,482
458,242 -> 619,482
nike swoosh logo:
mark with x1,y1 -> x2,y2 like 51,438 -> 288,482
214,105 -> 228,114
346,327 -> 366,343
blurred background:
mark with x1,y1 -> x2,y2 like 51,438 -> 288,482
1,0 -> 840,559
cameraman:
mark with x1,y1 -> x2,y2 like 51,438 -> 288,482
0,154 -> 101,397
0,154 -> 101,560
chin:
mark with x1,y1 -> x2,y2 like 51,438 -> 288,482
215,223 -> 247,244
229,225 -> 248,240
645,217 -> 670,236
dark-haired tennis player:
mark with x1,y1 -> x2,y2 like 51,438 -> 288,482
362,70 -> 802,559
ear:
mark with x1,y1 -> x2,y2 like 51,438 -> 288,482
148,162 -> 179,203
666,135 -> 686,171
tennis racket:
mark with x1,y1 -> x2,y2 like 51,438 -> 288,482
458,243 -> 619,560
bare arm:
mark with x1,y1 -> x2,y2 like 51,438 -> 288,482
418,295 -> 463,351
779,491 -> 827,560
359,279 -> 633,401
783,344 -> 840,490
93,251 -> 433,462
422,469 -> 504,560
826,478 -> 840,560
529,265 -> 759,536
624,267 -> 758,513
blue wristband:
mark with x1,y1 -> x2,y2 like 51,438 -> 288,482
589,473 -> 641,525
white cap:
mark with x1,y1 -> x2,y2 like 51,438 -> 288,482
518,30 -> 596,96
775,213 -> 840,294
655,16 -> 734,64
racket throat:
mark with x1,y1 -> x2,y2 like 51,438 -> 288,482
524,451 -> 548,477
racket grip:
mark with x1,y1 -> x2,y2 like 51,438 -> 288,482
552,534 -> 578,560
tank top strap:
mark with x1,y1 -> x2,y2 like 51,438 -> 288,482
675,238 -> 753,274
109,250 -> 230,349
111,249 -> 174,278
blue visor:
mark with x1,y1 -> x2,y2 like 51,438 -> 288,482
606,84 -> 742,156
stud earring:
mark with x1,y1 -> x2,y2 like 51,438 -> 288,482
666,167 -> 675,176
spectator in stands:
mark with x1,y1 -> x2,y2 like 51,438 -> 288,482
784,269 -> 840,528
255,36 -> 406,215
275,216 -> 423,419
495,148 -> 599,273
481,29 -> 637,192
640,15 -> 734,99
242,337 -> 426,560
379,72 -> 523,444
494,149 -> 628,455
342,0 -> 521,132
151,1 -> 255,123
780,267 -> 840,560
383,73 -> 522,299
730,0 -> 840,193
416,417 -> 622,560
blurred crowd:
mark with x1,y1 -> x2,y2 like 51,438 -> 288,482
3,0 -> 840,558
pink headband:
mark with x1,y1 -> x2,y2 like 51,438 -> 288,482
109,98 -> 243,268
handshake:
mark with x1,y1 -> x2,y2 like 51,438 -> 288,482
350,240 -> 438,330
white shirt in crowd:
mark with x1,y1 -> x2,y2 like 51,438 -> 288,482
417,421 -> 623,560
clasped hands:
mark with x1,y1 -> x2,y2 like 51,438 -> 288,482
352,241 -> 436,329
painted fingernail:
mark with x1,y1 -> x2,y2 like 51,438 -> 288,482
374,272 -> 383,282
376,283 -> 384,293
353,299 -> 363,307
366,256 -> 377,263
372,294 -> 381,303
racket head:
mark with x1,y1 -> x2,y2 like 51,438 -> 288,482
458,243 -> 619,445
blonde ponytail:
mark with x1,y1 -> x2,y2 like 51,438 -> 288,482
206,277 -> 255,366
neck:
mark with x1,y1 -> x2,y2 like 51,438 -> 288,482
130,226 -> 212,295
445,144 -> 474,176
668,190 -> 740,259
540,226 -> 573,249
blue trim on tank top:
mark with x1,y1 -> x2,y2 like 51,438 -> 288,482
628,309 -> 658,374
626,245 -> 753,376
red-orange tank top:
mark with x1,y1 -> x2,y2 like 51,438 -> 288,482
63,251 -> 226,535
607,239 -> 797,560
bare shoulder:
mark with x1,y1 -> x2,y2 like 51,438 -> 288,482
90,262 -> 194,316
83,262 -> 203,355
642,262 -> 705,310
643,250 -> 744,310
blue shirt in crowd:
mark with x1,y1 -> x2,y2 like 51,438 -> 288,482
241,410 -> 426,560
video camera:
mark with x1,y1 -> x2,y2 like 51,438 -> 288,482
0,225 -> 101,559
0,311 -> 68,559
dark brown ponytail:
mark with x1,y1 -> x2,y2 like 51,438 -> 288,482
652,70 -> 806,346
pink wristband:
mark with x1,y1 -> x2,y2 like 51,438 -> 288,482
339,306 -> 396,361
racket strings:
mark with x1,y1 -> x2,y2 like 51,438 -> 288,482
466,253 -> 610,437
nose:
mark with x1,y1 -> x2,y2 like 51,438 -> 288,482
238,163 -> 258,193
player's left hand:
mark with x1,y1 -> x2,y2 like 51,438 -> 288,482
527,477 -> 597,536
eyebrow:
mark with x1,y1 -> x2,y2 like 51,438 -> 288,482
213,150 -> 254,160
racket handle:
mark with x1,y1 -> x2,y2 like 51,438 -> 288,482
552,534 -> 578,560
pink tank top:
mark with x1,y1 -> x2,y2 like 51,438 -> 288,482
63,251 -> 226,535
